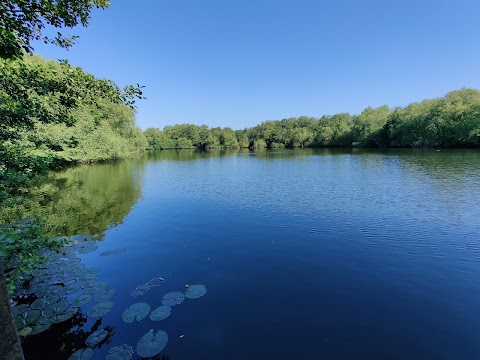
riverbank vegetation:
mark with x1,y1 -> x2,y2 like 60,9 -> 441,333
0,54 -> 146,203
144,88 -> 480,150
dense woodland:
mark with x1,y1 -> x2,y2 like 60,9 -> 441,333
144,88 -> 480,150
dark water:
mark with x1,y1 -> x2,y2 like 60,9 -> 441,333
20,148 -> 480,359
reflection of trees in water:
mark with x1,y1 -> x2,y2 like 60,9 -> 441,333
21,311 -> 115,359
0,160 -> 145,236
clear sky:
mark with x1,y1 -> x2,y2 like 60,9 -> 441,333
33,0 -> 480,131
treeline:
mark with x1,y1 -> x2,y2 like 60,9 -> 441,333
144,88 -> 480,150
0,54 -> 147,201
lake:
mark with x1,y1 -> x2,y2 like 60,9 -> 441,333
18,148 -> 480,359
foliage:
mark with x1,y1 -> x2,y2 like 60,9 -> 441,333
0,0 -> 110,59
0,54 -> 147,201
0,219 -> 63,295
144,89 -> 480,150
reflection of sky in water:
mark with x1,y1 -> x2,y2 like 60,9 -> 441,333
21,149 -> 480,360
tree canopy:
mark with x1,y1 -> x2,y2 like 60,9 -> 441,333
0,0 -> 110,59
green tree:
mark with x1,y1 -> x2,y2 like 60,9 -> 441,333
0,0 -> 110,59
352,106 -> 391,147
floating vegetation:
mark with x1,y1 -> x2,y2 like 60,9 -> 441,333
136,329 -> 168,358
18,327 -> 32,337
29,317 -> 54,335
64,282 -> 82,295
161,291 -> 185,307
149,306 -> 171,321
83,282 -> 107,294
52,308 -> 77,323
106,344 -> 134,360
31,294 -> 60,310
85,328 -> 109,347
78,244 -> 98,254
122,302 -> 151,323
71,294 -> 93,308
185,284 -> 207,299
68,348 -> 94,360
15,308 -> 41,329
42,299 -> 70,317
129,285 -> 149,298
129,277 -> 164,297
100,248 -> 127,256
86,301 -> 114,318
93,288 -> 116,302
145,277 -> 164,287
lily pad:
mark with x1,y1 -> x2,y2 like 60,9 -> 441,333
71,294 -> 94,308
149,306 -> 171,321
86,301 -> 114,318
121,302 -> 150,323
31,282 -> 50,295
129,285 -> 149,297
50,284 -> 70,296
185,284 -> 207,299
64,282 -> 82,295
83,282 -> 107,294
161,291 -> 185,307
93,288 -> 116,302
136,329 -> 168,358
100,248 -> 127,256
30,317 -> 54,335
42,300 -> 70,317
78,244 -> 98,254
85,328 -> 108,347
31,294 -> 61,310
15,309 -> 41,329
145,277 -> 164,287
13,304 -> 31,315
18,327 -> 32,337
106,344 -> 134,360
52,308 -> 77,323
68,348 -> 94,360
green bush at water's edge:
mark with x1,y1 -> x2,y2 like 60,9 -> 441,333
0,54 -> 147,202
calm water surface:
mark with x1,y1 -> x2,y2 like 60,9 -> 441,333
21,149 -> 480,359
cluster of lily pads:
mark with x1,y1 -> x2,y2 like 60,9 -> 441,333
67,284 -> 207,359
120,284 -> 207,358
12,235 -> 123,337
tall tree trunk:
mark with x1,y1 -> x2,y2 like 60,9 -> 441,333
0,261 -> 24,360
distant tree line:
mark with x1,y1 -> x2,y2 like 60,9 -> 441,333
144,88 -> 480,150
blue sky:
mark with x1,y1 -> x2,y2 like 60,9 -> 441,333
33,0 -> 480,130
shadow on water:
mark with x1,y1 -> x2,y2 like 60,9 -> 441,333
21,311 -> 115,359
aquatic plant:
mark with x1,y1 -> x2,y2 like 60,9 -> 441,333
100,248 -> 127,256
68,348 -> 94,360
161,291 -> 185,307
136,329 -> 168,358
129,277 -> 164,297
149,306 -> 171,321
30,317 -> 54,335
14,308 -> 41,328
145,277 -> 164,287
122,302 -> 151,323
93,288 -> 116,302
85,328 -> 109,347
106,344 -> 134,360
31,294 -> 61,310
185,284 -> 207,299
86,301 -> 114,318
71,294 -> 94,308
83,282 -> 107,294
42,299 -> 70,317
